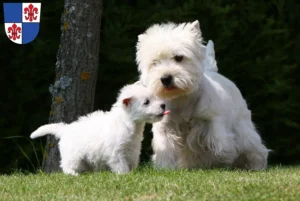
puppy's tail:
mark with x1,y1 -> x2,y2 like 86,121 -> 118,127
30,123 -> 65,139
204,40 -> 218,72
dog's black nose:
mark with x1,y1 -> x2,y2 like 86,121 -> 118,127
160,75 -> 172,87
160,104 -> 166,110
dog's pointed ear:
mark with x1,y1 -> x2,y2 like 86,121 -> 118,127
138,34 -> 145,41
134,81 -> 143,86
122,97 -> 132,107
191,20 -> 200,32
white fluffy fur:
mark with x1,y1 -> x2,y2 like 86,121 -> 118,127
30,83 -> 168,175
136,20 -> 270,170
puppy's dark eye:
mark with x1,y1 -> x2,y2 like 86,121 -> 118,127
144,99 -> 150,105
174,55 -> 183,62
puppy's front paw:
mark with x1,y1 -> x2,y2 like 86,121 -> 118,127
63,168 -> 79,176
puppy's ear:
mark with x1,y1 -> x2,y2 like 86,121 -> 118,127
122,97 -> 132,107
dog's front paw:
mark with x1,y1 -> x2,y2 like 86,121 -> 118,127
110,164 -> 131,174
115,169 -> 131,174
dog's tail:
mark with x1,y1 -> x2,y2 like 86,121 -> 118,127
30,123 -> 65,139
203,40 -> 218,72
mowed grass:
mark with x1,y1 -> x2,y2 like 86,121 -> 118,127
0,166 -> 299,201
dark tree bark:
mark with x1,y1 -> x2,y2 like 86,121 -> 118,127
43,0 -> 103,172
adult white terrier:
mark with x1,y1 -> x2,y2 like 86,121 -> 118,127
30,84 -> 170,175
136,20 -> 269,170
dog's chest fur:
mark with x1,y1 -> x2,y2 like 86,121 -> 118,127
164,90 -> 203,136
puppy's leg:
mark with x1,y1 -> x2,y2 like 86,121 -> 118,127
109,153 -> 130,174
233,117 -> 269,170
152,123 -> 179,169
62,167 -> 79,176
60,161 -> 79,176
60,155 -> 86,176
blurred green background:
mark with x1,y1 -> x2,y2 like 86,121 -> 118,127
0,0 -> 299,173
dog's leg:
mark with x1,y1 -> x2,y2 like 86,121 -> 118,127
205,117 -> 238,166
233,117 -> 269,170
181,122 -> 214,169
151,123 -> 179,169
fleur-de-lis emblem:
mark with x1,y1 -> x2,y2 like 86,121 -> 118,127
7,23 -> 22,41
24,4 -> 39,22
4,2 -> 41,44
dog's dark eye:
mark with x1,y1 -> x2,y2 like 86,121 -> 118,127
151,60 -> 158,66
144,99 -> 150,105
174,55 -> 183,62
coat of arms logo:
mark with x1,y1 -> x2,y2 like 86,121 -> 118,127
3,3 -> 41,44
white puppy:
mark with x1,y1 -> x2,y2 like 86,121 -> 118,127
136,20 -> 269,170
30,83 -> 170,175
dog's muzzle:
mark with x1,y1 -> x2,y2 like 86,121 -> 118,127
160,75 -> 173,87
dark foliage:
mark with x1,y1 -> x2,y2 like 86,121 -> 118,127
0,0 -> 299,173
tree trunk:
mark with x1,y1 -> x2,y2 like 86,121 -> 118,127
42,0 -> 103,172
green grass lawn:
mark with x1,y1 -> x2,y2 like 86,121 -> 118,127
0,166 -> 299,201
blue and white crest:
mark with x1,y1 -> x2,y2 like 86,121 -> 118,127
3,3 -> 41,44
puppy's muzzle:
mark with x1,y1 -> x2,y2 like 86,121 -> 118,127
160,75 -> 173,87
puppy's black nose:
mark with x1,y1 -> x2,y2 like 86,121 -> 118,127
160,104 -> 166,110
160,75 -> 172,87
